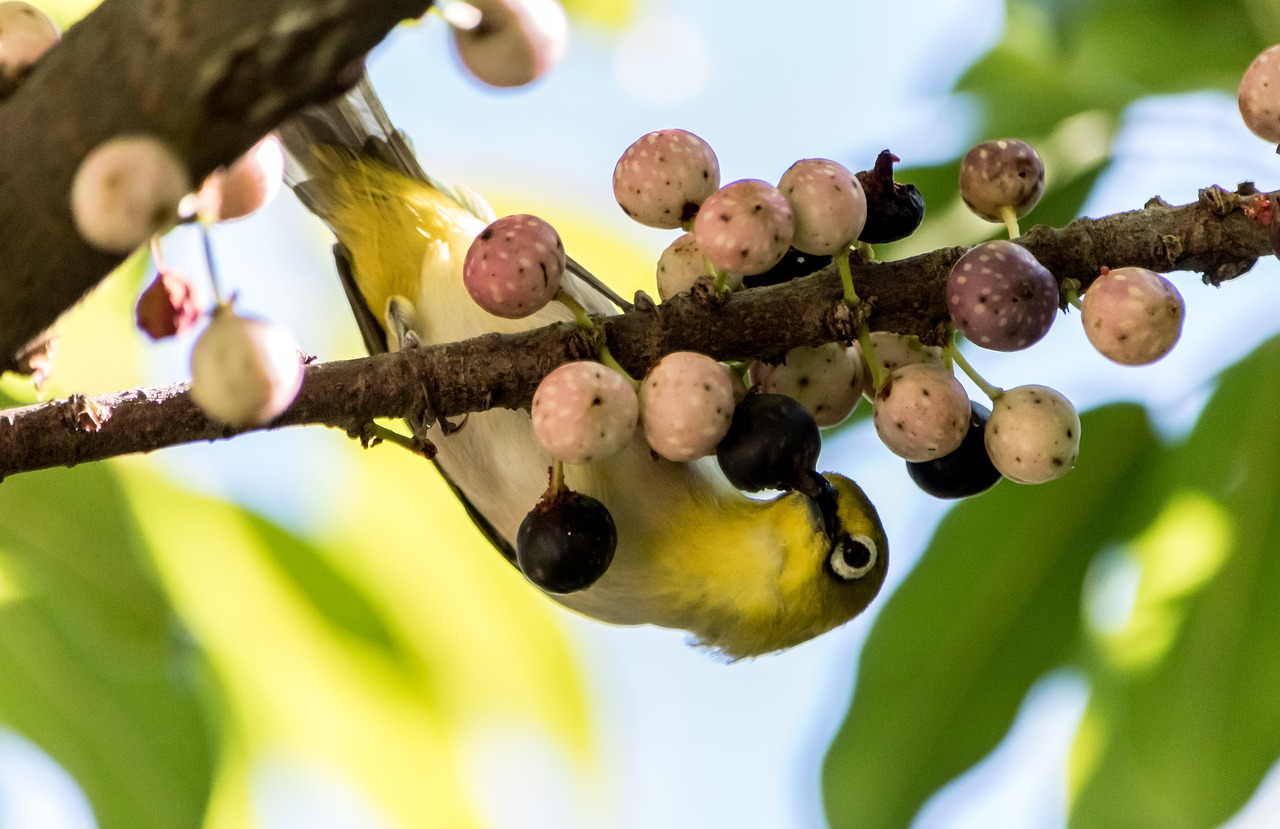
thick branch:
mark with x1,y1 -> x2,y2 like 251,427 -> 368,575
0,184 -> 1274,478
0,0 -> 432,367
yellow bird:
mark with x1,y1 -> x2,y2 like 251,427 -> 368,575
278,77 -> 888,659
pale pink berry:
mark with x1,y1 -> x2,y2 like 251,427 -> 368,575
0,1 -> 58,80
872,363 -> 970,462
531,361 -> 638,465
984,385 -> 1079,484
463,214 -> 565,318
613,129 -> 720,229
947,240 -> 1058,351
198,134 -> 286,222
450,0 -> 569,88
693,179 -> 795,276
750,342 -> 864,427
858,332 -> 945,400
136,267 -> 200,340
777,158 -> 867,255
1239,44 -> 1280,143
656,232 -> 708,299
70,135 -> 191,254
190,306 -> 304,427
958,139 -> 1045,223
1081,266 -> 1184,366
640,351 -> 735,462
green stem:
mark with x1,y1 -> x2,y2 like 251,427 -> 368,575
1062,279 -> 1084,310
555,289 -> 594,330
946,336 -> 1004,401
1000,205 -> 1021,240
712,268 -> 733,294
367,423 -> 423,455
550,459 -> 565,494
599,344 -> 640,390
836,248 -> 861,307
857,324 -> 889,393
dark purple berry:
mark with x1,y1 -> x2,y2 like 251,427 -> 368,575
906,401 -> 1002,499
855,150 -> 925,244
742,247 -> 832,288
716,393 -> 821,492
947,240 -> 1058,351
516,489 -> 616,593
1271,196 -> 1280,259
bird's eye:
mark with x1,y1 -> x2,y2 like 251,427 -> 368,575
828,534 -> 877,581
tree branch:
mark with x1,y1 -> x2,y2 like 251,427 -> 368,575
0,183 -> 1273,478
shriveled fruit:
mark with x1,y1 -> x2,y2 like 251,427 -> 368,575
777,158 -> 866,255
517,488 -> 616,593
1239,44 -> 1280,144
613,129 -> 720,229
463,213 -> 565,318
531,361 -> 638,464
450,0 -> 569,88
136,268 -> 199,340
947,240 -> 1058,351
872,363 -> 970,462
750,342 -> 864,427
959,138 -> 1045,228
693,179 -> 795,276
190,306 -> 304,427
984,385 -> 1080,484
0,1 -> 58,80
716,393 -> 821,492
640,351 -> 735,461
906,401 -> 1001,498
70,135 -> 191,254
1081,266 -> 1184,365
855,150 -> 925,244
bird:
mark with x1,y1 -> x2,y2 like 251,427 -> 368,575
276,75 -> 889,659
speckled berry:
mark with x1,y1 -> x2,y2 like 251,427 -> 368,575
640,351 -> 735,462
750,342 -> 864,427
531,361 -> 639,465
984,385 -> 1080,485
656,232 -> 727,299
463,214 -> 565,318
70,135 -> 192,254
959,139 -> 1045,224
906,401 -> 1002,499
0,1 -> 58,80
198,134 -> 286,222
693,179 -> 795,276
947,240 -> 1058,351
613,129 -> 720,229
777,158 -> 867,255
872,363 -> 970,462
858,332 -> 945,400
716,394 -> 821,492
1239,44 -> 1280,144
517,488 -> 615,593
1081,266 -> 1184,366
450,0 -> 569,88
190,306 -> 304,428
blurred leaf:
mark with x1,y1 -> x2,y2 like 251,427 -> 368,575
0,464 -> 213,829
1071,335 -> 1280,829
823,404 -> 1163,829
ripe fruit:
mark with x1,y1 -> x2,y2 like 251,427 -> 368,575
984,385 -> 1080,484
198,135 -> 286,222
742,247 -> 831,289
1238,44 -> 1280,144
450,0 -> 569,88
855,150 -> 925,244
777,158 -> 867,255
517,488 -> 616,593
750,342 -> 864,427
906,401 -> 1002,498
0,1 -> 59,80
613,129 -> 720,229
958,139 -> 1045,227
463,213 -> 565,318
190,306 -> 304,428
1081,266 -> 1184,365
70,135 -> 192,254
531,361 -> 638,464
872,363 -> 970,462
716,393 -> 821,492
639,351 -> 735,462
136,268 -> 199,340
947,240 -> 1058,351
693,179 -> 795,276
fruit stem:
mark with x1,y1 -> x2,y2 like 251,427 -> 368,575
837,248 -> 861,307
599,344 -> 640,390
555,289 -> 595,330
1000,205 -> 1021,240
149,234 -> 167,272
857,324 -> 889,393
198,222 -> 226,305
550,460 -> 566,495
1062,278 -> 1084,310
366,423 -> 427,456
946,333 -> 1004,401
712,268 -> 734,294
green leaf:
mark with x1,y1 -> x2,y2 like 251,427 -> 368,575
823,403 -> 1162,829
0,464 -> 213,829
1071,335 -> 1280,829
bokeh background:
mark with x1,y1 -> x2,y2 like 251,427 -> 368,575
2,0 -> 1280,827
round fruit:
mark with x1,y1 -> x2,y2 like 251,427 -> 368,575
1239,44 -> 1280,143
517,489 -> 616,593
450,0 -> 569,88
858,332 -> 945,399
531,361 -> 638,464
855,150 -> 925,244
777,158 -> 867,255
613,129 -> 720,229
463,213 -> 565,318
198,134 -> 286,222
0,1 -> 59,80
958,139 -> 1045,224
656,232 -> 710,299
906,401 -> 1002,498
70,135 -> 191,254
984,385 -> 1080,484
639,351 -> 735,462
693,179 -> 795,276
190,306 -> 304,428
136,267 -> 199,340
1081,266 -> 1184,365
716,393 -> 821,492
742,247 -> 832,289
872,363 -> 970,462
750,342 -> 864,427
947,240 -> 1058,351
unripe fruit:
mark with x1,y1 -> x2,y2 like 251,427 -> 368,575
858,332 -> 945,400
777,158 -> 867,255
656,232 -> 710,299
906,401 -> 1002,499
984,385 -> 1080,484
198,135 -> 286,222
947,240 -> 1058,351
0,1 -> 58,80
190,307 -> 304,427
958,139 -> 1045,224
693,179 -> 795,276
872,363 -> 970,462
613,129 -> 720,229
463,214 -> 565,318
450,0 -> 569,88
136,268 -> 199,340
640,351 -> 735,462
750,342 -> 864,427
1081,266 -> 1184,365
1239,44 -> 1280,144
531,361 -> 638,464
517,489 -> 616,593
70,135 -> 192,254
855,150 -> 925,244
716,394 -> 821,492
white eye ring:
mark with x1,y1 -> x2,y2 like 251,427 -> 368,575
829,534 -> 877,581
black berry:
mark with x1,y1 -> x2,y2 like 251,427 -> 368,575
516,489 -> 617,593
716,393 -> 821,492
906,401 -> 1002,499
855,150 -> 925,244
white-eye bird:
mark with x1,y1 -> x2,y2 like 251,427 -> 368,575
278,77 -> 888,659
